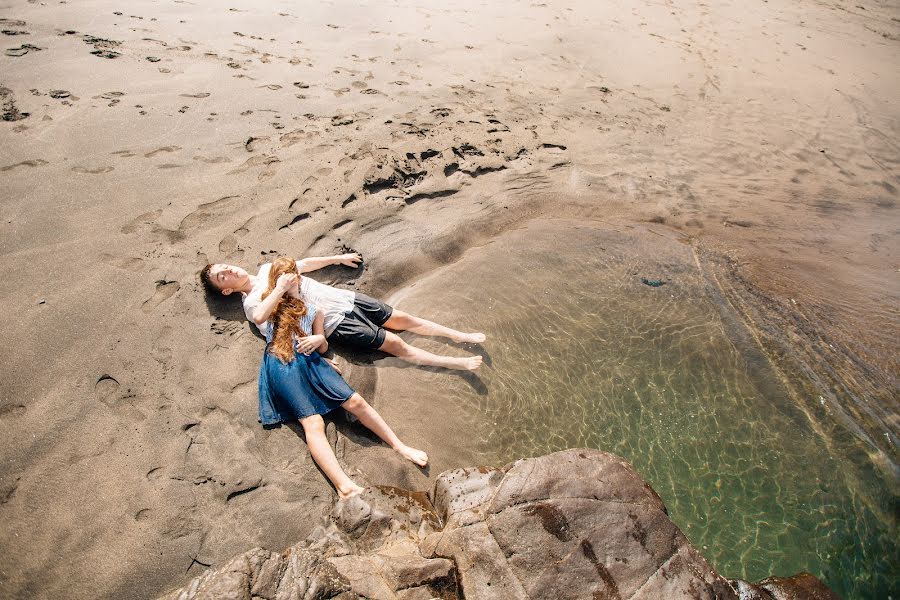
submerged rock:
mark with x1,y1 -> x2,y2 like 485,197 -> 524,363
158,449 -> 839,600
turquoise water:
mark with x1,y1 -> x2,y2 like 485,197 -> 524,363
398,220 -> 898,598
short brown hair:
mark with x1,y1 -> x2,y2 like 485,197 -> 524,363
199,264 -> 219,296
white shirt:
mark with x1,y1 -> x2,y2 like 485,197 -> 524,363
242,261 -> 355,338
299,275 -> 355,335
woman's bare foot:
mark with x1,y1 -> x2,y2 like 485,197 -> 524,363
337,482 -> 365,500
396,445 -> 428,467
452,332 -> 486,344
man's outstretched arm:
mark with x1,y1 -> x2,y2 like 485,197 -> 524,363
296,253 -> 361,274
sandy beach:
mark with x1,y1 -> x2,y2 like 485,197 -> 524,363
1,0 -> 897,597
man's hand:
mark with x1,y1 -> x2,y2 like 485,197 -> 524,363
336,253 -> 362,268
296,334 -> 325,355
275,273 -> 298,293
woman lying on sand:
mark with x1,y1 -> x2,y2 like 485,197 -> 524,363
258,257 -> 428,498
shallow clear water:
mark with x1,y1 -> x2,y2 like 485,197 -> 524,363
393,219 -> 898,598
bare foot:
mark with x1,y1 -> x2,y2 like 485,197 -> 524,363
337,482 -> 365,500
397,445 -> 428,467
459,355 -> 482,370
436,355 -> 482,371
452,332 -> 486,344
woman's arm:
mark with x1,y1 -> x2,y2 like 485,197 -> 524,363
311,310 -> 329,354
297,310 -> 329,355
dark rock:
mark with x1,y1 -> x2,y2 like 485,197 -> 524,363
730,573 -> 841,600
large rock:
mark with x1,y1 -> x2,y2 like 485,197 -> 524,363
159,449 -> 839,600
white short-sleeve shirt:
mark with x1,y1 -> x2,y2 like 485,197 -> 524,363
242,261 -> 355,338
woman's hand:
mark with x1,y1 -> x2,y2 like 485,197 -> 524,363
275,273 -> 298,294
336,252 -> 362,268
296,334 -> 325,355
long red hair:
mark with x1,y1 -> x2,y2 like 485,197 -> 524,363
263,257 -> 309,364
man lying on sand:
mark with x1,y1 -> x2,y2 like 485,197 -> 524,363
201,252 -> 485,370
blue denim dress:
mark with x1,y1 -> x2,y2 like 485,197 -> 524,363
257,305 -> 354,426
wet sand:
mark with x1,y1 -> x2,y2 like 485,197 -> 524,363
0,0 -> 897,598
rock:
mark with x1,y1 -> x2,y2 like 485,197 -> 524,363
425,449 -> 730,599
730,573 -> 841,600
327,554 -> 454,599
158,546 -> 350,600
159,449 -> 838,600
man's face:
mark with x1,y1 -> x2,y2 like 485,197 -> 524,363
208,264 -> 249,295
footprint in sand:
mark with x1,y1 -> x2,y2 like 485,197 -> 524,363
99,252 -> 144,271
179,92 -> 209,98
5,43 -> 42,57
0,403 -> 26,418
1,159 -> 48,172
90,49 -> 121,59
244,136 -> 270,152
192,156 -> 231,164
218,233 -> 242,254
95,373 -> 121,406
142,280 -> 180,313
279,212 -> 311,232
144,146 -> 181,158
227,154 -> 280,176
72,166 -> 114,174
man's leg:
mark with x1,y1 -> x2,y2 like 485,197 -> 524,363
382,309 -> 486,344
379,331 -> 482,370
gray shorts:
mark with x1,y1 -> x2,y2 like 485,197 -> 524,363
329,293 -> 393,349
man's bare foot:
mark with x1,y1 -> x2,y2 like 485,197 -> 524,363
452,332 -> 486,344
337,482 -> 365,500
396,445 -> 428,467
445,355 -> 483,370
462,355 -> 483,370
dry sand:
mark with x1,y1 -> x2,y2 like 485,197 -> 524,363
0,0 -> 897,597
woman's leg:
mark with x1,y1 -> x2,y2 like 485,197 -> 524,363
299,414 -> 364,499
379,331 -> 482,371
342,393 -> 428,467
383,309 -> 486,344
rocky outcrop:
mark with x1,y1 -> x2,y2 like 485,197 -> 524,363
159,449 -> 839,600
